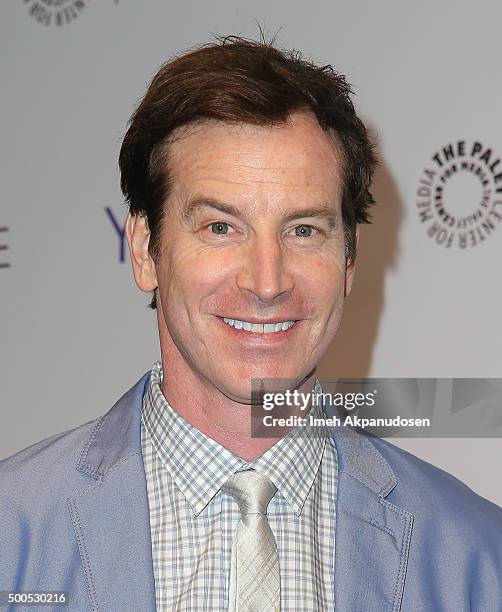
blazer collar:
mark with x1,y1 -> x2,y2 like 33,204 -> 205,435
75,371 -> 151,481
70,371 -> 413,612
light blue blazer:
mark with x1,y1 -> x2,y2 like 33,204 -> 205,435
1,371 -> 502,611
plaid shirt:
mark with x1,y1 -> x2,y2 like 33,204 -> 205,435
141,361 -> 338,611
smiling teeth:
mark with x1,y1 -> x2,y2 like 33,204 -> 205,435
223,318 -> 296,333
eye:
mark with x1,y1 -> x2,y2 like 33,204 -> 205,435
199,220 -> 241,244
292,224 -> 317,237
209,221 -> 231,234
284,223 -> 327,247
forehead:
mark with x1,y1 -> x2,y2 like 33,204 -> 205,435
164,111 -> 344,206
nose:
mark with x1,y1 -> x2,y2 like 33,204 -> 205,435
235,234 -> 294,303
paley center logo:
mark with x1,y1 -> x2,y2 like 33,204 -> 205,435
0,226 -> 10,269
24,0 -> 87,26
23,0 -> 118,26
416,140 -> 502,248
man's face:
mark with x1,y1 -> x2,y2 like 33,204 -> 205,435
134,110 -> 355,402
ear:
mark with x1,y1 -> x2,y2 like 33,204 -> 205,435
344,225 -> 359,297
125,211 -> 158,292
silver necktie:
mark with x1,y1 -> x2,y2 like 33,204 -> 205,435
222,469 -> 281,611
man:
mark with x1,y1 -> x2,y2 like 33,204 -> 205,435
1,36 -> 502,612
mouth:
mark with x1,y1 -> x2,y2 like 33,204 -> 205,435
219,316 -> 299,336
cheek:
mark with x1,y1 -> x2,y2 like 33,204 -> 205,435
156,240 -> 236,312
299,252 -> 346,297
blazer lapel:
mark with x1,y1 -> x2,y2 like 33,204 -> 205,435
328,414 -> 414,611
67,372 -> 156,612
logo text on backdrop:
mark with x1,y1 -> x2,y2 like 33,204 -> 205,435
23,0 -> 118,27
0,226 -> 10,269
416,140 -> 502,248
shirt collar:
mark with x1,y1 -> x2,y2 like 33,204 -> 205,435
141,361 -> 328,516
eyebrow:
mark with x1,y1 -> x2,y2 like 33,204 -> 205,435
181,197 -> 339,230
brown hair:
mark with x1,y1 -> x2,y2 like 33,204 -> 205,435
119,35 -> 377,309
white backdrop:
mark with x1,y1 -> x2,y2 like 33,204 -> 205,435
1,0 -> 501,505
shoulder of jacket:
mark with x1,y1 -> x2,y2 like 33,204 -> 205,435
370,436 -> 502,532
0,415 -> 103,508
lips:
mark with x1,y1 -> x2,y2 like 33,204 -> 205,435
223,317 -> 296,333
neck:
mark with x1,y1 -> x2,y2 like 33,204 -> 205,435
157,350 -> 315,463
160,363 -> 316,462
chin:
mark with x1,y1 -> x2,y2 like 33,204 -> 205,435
217,363 -> 311,400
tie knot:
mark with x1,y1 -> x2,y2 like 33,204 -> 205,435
222,469 -> 278,516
